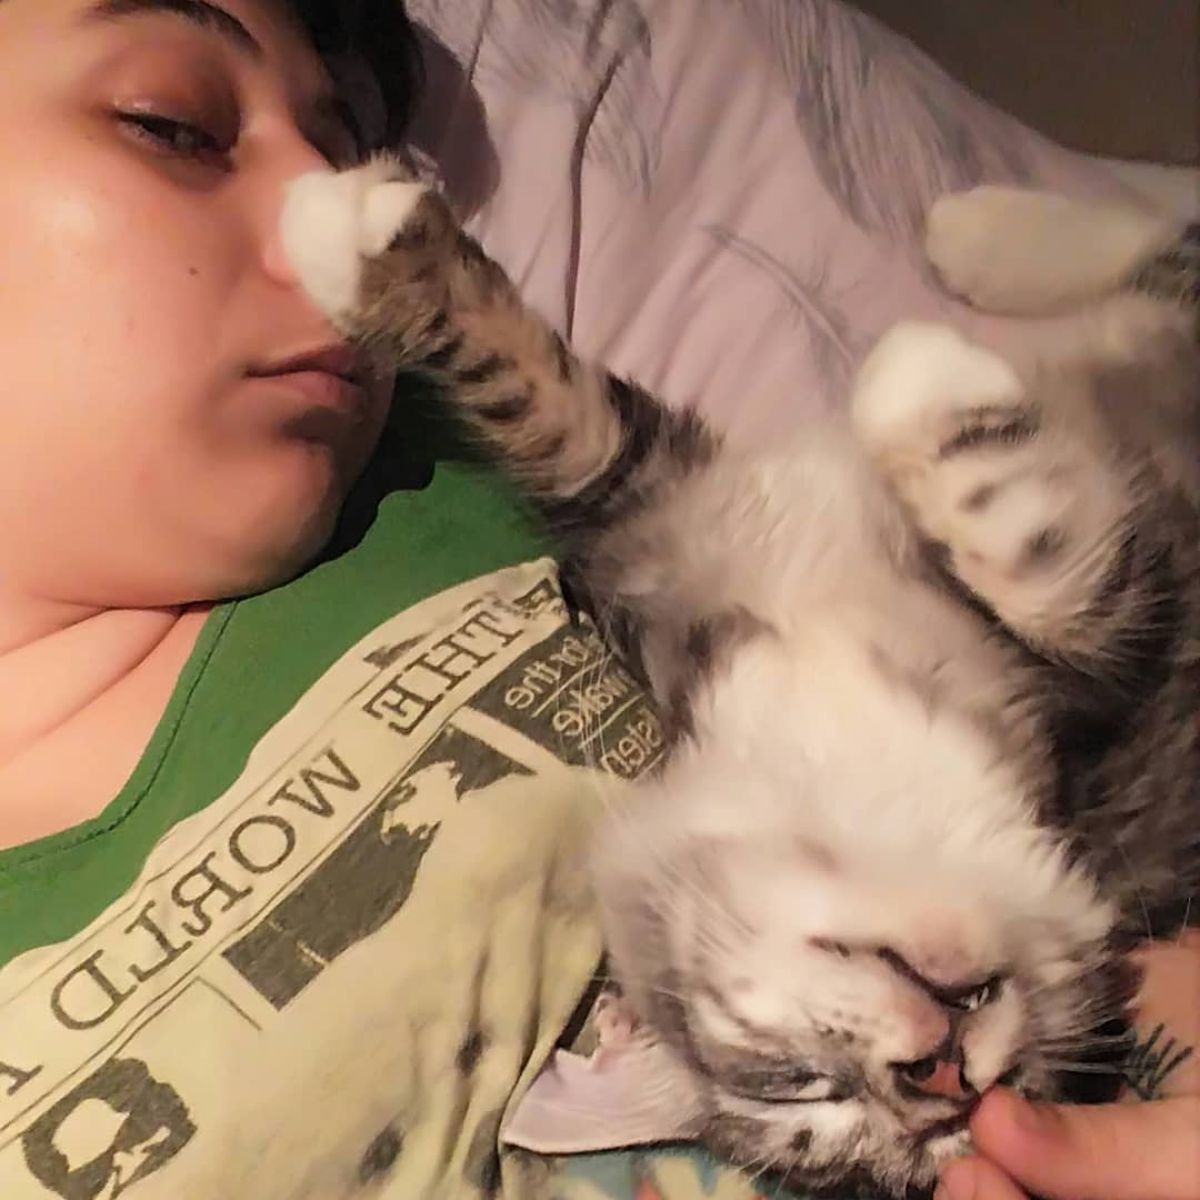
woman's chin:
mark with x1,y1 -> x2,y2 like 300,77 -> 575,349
204,494 -> 344,599
244,513 -> 342,592
119,459 -> 363,605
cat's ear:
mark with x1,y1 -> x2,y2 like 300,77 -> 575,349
501,1033 -> 705,1155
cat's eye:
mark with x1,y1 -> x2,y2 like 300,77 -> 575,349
116,110 -> 232,164
725,1067 -> 846,1104
943,974 -> 1003,1013
758,1076 -> 845,1104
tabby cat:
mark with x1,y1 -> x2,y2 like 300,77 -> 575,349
280,165 -> 1199,1197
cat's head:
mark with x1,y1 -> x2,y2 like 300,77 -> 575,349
559,639 -> 1127,1196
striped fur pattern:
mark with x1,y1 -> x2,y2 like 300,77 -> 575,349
281,165 -> 1198,1198
923,188 -> 1199,939
1129,220 -> 1200,321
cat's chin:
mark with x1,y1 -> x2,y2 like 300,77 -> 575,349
917,1123 -> 975,1174
766,1126 -> 974,1200
883,1126 -> 974,1199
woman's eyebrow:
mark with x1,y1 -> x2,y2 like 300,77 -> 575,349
83,0 -> 264,59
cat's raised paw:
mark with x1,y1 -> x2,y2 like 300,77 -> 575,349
280,156 -> 428,326
926,186 -> 1176,314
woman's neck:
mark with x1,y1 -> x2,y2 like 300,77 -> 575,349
0,595 -> 211,849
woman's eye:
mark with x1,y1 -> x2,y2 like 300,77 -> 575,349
117,111 -> 230,162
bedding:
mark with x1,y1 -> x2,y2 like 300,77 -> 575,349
407,0 -> 1133,445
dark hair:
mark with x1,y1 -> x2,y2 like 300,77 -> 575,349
289,0 -> 424,150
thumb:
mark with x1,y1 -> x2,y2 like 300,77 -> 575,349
970,1089 -> 1200,1200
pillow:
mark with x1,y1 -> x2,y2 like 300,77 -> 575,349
406,0 -> 1135,448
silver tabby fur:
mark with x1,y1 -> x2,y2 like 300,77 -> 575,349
281,169 -> 1199,1198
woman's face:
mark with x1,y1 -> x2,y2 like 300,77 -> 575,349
0,0 -> 391,611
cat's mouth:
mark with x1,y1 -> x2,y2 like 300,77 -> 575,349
909,1060 -> 1022,1147
996,1063 -> 1021,1088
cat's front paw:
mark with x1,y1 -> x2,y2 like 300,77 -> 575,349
280,155 -> 430,327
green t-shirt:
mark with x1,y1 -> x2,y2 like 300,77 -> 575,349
0,408 -> 784,1200
0,398 -> 681,1199
0,449 -> 562,967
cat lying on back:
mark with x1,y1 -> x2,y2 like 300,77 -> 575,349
279,169 -> 1199,1197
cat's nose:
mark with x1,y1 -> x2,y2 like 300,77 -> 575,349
892,1053 -> 977,1103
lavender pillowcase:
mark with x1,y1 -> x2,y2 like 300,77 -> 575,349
405,0 -> 1134,447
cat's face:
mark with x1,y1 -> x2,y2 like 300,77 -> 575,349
593,641 -> 1121,1195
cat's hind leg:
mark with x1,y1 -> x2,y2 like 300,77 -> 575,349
851,321 -> 1138,668
926,186 -> 1186,314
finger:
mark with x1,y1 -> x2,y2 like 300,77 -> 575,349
937,1155 -> 1029,1200
971,1089 -> 1200,1200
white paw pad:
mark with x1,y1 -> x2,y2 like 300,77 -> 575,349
280,158 -> 428,325
852,321 -> 1024,458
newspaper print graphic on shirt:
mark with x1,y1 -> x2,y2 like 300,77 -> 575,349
0,559 -> 663,1200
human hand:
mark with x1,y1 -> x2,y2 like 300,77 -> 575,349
936,1089 -> 1200,1200
937,934 -> 1200,1200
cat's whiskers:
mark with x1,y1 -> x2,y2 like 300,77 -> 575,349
743,1148 -> 778,1189
1174,894 -> 1194,941
1036,1057 -> 1126,1076
1037,1027 -> 1136,1049
1030,1000 -> 1130,1036
1020,975 -> 1117,1007
1109,838 -> 1156,942
644,980 -> 693,1007
1018,975 -> 1106,1010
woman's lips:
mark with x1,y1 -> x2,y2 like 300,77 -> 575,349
255,368 -> 365,413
